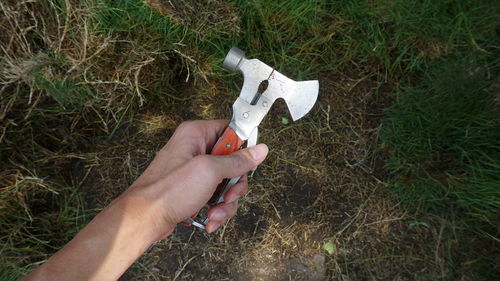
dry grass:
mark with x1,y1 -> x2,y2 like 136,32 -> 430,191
1,0 -> 496,280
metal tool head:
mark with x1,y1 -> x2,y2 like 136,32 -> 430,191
223,47 -> 319,140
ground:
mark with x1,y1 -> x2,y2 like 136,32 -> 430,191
1,0 -> 498,280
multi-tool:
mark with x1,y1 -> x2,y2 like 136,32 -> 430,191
183,47 -> 319,230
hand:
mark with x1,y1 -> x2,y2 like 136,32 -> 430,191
22,120 -> 268,281
124,120 -> 268,236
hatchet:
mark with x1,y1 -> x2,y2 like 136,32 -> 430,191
183,47 -> 319,229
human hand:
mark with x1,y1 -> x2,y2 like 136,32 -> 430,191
21,120 -> 268,281
123,120 -> 268,237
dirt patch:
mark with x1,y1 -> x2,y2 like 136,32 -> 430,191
280,177 -> 321,221
108,63 -> 445,280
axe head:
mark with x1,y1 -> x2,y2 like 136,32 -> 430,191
223,47 -> 319,139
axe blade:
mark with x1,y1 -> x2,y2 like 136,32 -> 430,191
224,47 -> 319,139
284,80 -> 319,121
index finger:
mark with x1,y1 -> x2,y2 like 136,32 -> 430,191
172,120 -> 229,155
201,119 -> 231,152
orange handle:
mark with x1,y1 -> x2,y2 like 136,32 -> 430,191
182,126 -> 245,227
211,126 -> 245,156
208,126 -> 245,204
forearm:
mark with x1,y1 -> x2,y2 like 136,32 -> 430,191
22,193 -> 174,281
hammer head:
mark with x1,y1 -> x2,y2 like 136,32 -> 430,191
223,47 -> 319,139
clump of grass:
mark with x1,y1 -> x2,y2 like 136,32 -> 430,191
324,0 -> 499,78
97,0 -> 331,80
374,1 -> 500,278
35,75 -> 96,110
144,0 -> 241,38
1,1 -> 103,278
381,56 -> 500,230
0,171 -> 87,281
95,0 -> 217,85
99,0 -> 497,83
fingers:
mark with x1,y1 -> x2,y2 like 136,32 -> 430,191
173,120 -> 229,153
207,202 -> 238,221
205,176 -> 249,233
203,120 -> 231,150
205,202 -> 238,233
205,220 -> 222,234
208,144 -> 269,181
187,144 -> 268,187
223,175 -> 248,204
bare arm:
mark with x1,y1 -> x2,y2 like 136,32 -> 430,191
22,120 -> 268,281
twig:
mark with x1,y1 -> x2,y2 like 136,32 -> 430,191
173,255 -> 199,281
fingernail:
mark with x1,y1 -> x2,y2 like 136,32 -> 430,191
209,209 -> 226,220
248,144 -> 268,161
208,223 -> 221,233
227,194 -> 240,204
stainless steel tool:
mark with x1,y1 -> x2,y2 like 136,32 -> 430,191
183,47 -> 319,229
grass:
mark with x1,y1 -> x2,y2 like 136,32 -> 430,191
382,57 -> 500,221
380,55 -> 500,279
1,0 -> 499,280
0,175 -> 87,280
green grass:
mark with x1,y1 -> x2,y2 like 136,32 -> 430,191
375,2 -> 499,277
36,76 -> 96,109
0,177 -> 87,281
95,0 -> 498,88
381,55 -> 500,223
0,57 -> 92,279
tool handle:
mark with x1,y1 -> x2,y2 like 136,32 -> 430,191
208,126 -> 245,204
211,126 -> 245,155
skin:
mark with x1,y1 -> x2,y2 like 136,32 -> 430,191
22,120 -> 269,281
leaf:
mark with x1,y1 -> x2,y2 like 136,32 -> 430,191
407,220 -> 429,228
281,117 -> 289,125
323,241 -> 335,255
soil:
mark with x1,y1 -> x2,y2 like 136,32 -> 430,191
73,65 -> 444,280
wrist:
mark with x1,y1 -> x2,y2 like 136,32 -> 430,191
114,190 -> 176,242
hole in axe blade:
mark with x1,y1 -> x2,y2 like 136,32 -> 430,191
250,79 -> 269,105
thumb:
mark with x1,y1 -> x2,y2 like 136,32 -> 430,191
210,143 -> 269,180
